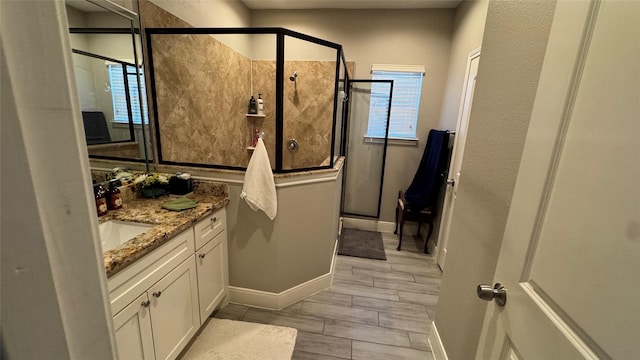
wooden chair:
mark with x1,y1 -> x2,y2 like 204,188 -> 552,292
394,190 -> 435,254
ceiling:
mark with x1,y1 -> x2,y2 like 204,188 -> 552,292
240,0 -> 462,10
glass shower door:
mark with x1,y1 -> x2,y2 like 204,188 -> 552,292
341,80 -> 393,218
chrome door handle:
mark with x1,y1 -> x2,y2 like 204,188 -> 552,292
477,283 -> 507,306
446,179 -> 455,186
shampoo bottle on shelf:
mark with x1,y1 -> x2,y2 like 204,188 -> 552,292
257,93 -> 264,115
248,95 -> 257,114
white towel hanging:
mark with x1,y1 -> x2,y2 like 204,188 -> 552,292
240,137 -> 277,220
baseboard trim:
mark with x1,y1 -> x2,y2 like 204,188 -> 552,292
228,239 -> 338,310
341,217 -> 418,235
428,321 -> 449,360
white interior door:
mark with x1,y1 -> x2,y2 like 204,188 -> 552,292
476,1 -> 639,359
436,49 -> 480,270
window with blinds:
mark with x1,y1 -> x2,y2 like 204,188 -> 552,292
107,64 -> 147,124
367,65 -> 425,140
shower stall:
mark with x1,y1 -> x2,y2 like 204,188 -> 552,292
144,28 -> 348,173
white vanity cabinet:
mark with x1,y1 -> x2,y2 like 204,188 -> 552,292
112,258 -> 199,360
194,208 -> 228,323
108,207 -> 228,360
112,293 -> 154,360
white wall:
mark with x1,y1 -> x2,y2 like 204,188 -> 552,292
437,0 -> 489,131
149,0 -> 252,55
1,1 -> 115,358
427,0 -> 489,254
433,1 -> 557,359
252,9 -> 455,222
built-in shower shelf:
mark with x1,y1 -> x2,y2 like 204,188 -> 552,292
246,114 -> 266,118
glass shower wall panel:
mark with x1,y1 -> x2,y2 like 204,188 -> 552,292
282,35 -> 338,170
150,32 -> 277,168
342,81 -> 392,218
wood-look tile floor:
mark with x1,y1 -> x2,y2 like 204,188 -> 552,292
214,232 -> 442,360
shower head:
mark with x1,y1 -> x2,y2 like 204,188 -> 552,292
289,71 -> 298,82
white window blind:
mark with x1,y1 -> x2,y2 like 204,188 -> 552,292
107,64 -> 147,124
367,65 -> 425,140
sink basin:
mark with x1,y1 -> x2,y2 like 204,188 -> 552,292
99,220 -> 154,252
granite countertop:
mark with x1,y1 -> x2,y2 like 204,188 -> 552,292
100,182 -> 228,278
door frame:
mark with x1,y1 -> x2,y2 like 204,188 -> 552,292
435,47 -> 480,268
340,79 -> 393,219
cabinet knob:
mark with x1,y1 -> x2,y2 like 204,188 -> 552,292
211,217 -> 217,223
199,253 -> 206,259
141,300 -> 150,308
152,291 -> 162,298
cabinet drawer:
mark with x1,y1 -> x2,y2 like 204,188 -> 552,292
193,208 -> 226,250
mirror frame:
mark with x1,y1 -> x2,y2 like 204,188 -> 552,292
70,0 -> 150,171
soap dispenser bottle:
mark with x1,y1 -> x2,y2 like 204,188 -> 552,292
248,95 -> 257,114
257,93 -> 264,115
107,180 -> 122,210
94,182 -> 108,216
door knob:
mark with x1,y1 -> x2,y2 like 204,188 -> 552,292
446,179 -> 455,186
477,283 -> 507,306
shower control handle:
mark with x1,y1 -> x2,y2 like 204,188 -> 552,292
287,139 -> 299,151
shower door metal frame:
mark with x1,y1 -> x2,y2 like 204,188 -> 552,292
341,79 -> 393,219
144,27 -> 343,174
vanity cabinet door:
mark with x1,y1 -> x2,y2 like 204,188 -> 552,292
148,256 -> 200,360
196,229 -> 228,323
113,293 -> 155,360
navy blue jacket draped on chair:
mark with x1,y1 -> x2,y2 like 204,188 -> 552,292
405,129 -> 450,211
395,129 -> 451,253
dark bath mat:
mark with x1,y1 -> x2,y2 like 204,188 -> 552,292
338,228 -> 386,261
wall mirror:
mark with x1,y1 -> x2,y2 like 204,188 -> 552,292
66,0 -> 151,168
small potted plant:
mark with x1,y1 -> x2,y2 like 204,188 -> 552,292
134,173 -> 169,198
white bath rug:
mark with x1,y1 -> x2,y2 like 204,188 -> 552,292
181,318 -> 298,360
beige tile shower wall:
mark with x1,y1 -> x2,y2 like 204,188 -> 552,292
249,61 -> 277,168
142,1 -> 253,168
252,60 -> 339,170
278,60 -> 337,169
151,34 -> 252,167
